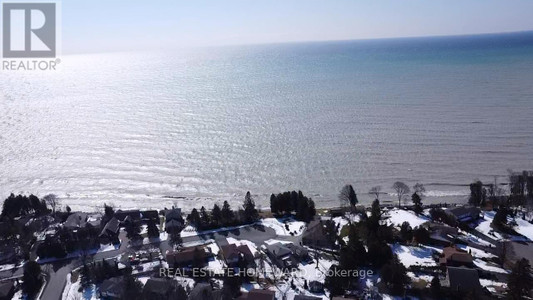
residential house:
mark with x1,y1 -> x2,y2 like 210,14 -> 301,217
166,246 -> 211,268
0,246 -> 17,265
264,242 -> 308,269
443,266 -> 483,295
0,281 -> 15,300
141,210 -> 160,223
63,212 -> 88,230
114,210 -> 141,222
99,217 -> 120,244
142,277 -> 178,300
445,206 -> 482,223
423,222 -> 459,246
302,219 -> 333,249
439,246 -> 474,268
165,208 -> 184,234
219,243 -> 256,268
99,276 -> 124,300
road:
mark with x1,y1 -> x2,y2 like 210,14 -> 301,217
1,223 -> 299,300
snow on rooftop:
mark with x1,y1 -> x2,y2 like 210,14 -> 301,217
226,237 -> 259,256
473,259 -> 509,274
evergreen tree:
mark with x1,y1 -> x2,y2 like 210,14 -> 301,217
400,221 -> 413,242
187,208 -> 201,228
124,220 -> 141,240
270,194 -> 279,215
380,255 -> 410,295
243,191 -> 259,223
221,201 -> 235,226
430,276 -> 441,296
211,204 -> 222,227
80,263 -> 92,290
469,181 -> 485,206
146,220 -> 160,238
22,261 -> 42,298
199,206 -> 210,229
324,264 -> 348,296
507,258 -> 533,299
411,192 -> 423,215
123,273 -> 143,300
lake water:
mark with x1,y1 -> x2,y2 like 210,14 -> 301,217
2,32 -> 533,211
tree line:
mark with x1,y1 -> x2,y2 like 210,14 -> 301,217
269,190 -> 316,222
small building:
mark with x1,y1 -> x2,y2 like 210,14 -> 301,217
219,243 -> 256,267
142,277 -> 177,299
63,212 -> 88,230
141,210 -> 160,223
114,209 -> 141,222
264,242 -> 308,269
99,276 -> 124,300
0,281 -> 15,300
166,246 -> 210,268
423,222 -> 459,246
302,219 -> 333,249
99,217 -> 120,243
444,266 -> 483,295
165,208 -> 184,234
445,206 -> 482,223
439,246 -> 474,268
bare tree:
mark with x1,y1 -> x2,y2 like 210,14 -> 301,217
369,186 -> 382,200
43,194 -> 59,214
392,182 -> 410,208
339,184 -> 358,208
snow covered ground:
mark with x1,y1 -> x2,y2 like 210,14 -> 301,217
391,243 -> 436,267
480,279 -> 507,294
260,218 -> 306,236
181,223 -> 254,237
514,217 -> 533,241
456,244 -> 496,259
473,259 -> 509,274
384,209 -> 429,228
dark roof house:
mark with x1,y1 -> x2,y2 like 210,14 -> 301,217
264,242 -> 303,269
142,277 -> 177,299
445,266 -> 483,295
247,289 -> 276,300
220,243 -> 256,267
99,217 -> 120,240
63,212 -> 88,229
166,246 -> 210,268
114,210 -> 141,222
302,219 -> 333,249
165,208 -> 184,233
439,246 -> 474,267
445,206 -> 482,222
188,283 -> 213,300
99,276 -> 124,300
0,281 -> 15,300
424,222 -> 459,246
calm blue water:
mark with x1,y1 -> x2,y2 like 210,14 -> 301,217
1,32 -> 533,210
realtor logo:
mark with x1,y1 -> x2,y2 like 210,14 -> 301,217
2,2 -> 56,58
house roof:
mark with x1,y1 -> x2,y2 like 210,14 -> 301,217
100,217 -> 120,236
0,281 -> 14,298
100,276 -> 124,297
115,210 -> 141,221
447,266 -> 482,292
248,289 -> 276,300
167,247 -> 209,265
141,210 -> 159,219
188,283 -> 212,300
302,220 -> 329,242
447,206 -> 481,218
165,208 -> 183,221
265,242 -> 292,258
64,212 -> 87,229
165,218 -> 184,228
143,277 -> 174,295
220,244 -> 254,262
440,246 -> 473,265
